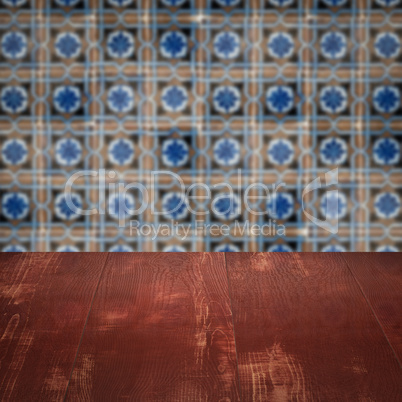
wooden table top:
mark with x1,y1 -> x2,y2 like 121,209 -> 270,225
0,253 -> 401,401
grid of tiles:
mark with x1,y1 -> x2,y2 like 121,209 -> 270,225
0,0 -> 401,251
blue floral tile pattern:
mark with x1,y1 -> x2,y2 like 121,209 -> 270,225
268,32 -> 294,59
55,138 -> 82,166
267,193 -> 294,220
213,86 -> 241,114
373,138 -> 400,165
375,192 -> 400,219
54,193 -> 82,221
2,0 -> 27,6
214,32 -> 241,59
266,86 -> 294,114
162,138 -> 189,167
268,139 -> 295,166
162,86 -> 188,112
212,194 -> 241,221
160,31 -> 187,59
320,86 -> 348,114
162,192 -> 189,220
320,192 -> 348,220
374,32 -> 400,59
2,139 -> 28,165
215,244 -> 240,252
373,86 -> 400,114
0,0 -> 401,252
1,86 -> 28,114
55,33 -> 82,59
268,244 -> 293,252
320,138 -> 348,165
107,85 -> 135,114
3,244 -> 27,252
1,32 -> 27,59
214,138 -> 241,166
53,86 -> 81,114
107,31 -> 135,59
108,0 -> 133,6
2,193 -> 29,220
320,32 -> 347,60
108,193 -> 136,221
108,139 -> 135,166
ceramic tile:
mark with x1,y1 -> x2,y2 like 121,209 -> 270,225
0,0 -> 401,251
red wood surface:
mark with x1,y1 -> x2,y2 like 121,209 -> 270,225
226,253 -> 402,401
1,252 -> 401,401
65,253 -> 240,401
0,253 -> 108,401
342,253 -> 402,364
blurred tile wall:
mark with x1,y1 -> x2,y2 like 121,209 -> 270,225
0,0 -> 401,251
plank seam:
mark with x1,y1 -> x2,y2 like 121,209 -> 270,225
224,253 -> 243,402
62,253 -> 112,400
341,254 -> 402,369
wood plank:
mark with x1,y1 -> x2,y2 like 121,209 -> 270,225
0,253 -> 107,401
342,253 -> 402,364
65,253 -> 240,401
226,252 -> 402,401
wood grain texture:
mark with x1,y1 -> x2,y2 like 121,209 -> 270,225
65,253 -> 240,401
226,252 -> 402,401
342,253 -> 402,364
0,253 -> 107,401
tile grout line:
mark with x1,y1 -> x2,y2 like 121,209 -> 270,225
63,253 -> 112,401
340,254 -> 401,369
224,253 -> 243,402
